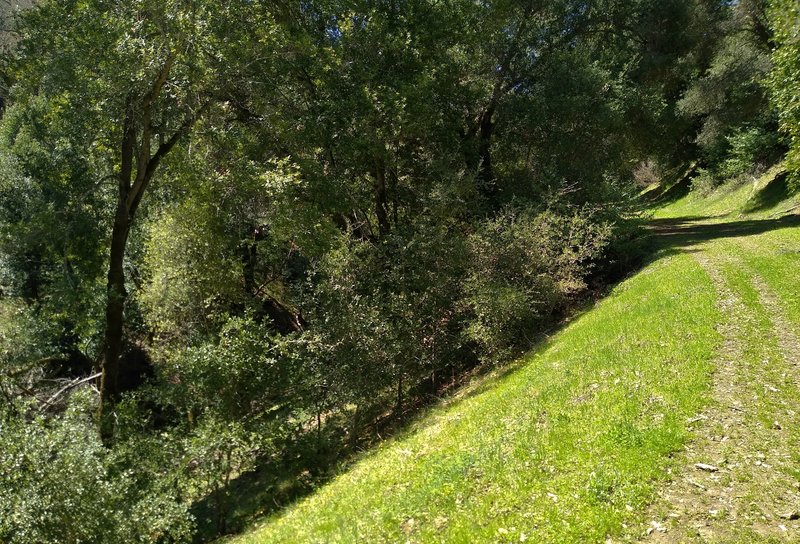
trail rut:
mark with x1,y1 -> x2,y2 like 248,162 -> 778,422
640,219 -> 800,543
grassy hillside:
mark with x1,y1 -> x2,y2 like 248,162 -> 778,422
234,257 -> 718,543
230,250 -> 722,542
652,165 -> 797,221
228,165 -> 800,543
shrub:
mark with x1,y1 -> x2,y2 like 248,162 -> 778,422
163,316 -> 301,422
0,391 -> 193,544
718,126 -> 782,179
308,224 -> 471,413
464,206 -> 611,361
690,167 -> 722,195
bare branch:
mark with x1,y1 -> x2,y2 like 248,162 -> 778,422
42,372 -> 102,408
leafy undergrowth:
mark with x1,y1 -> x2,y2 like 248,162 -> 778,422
229,251 -> 720,543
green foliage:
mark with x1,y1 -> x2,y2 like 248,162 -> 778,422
678,0 -> 779,174
139,192 -> 247,343
690,127 -> 785,194
0,98 -> 108,348
690,167 -> 723,195
309,222 -> 471,410
767,0 -> 800,187
718,126 -> 783,179
139,152 -> 331,345
464,207 -> 612,360
0,392 -> 193,544
164,316 -> 301,423
2,0 -> 787,541
180,417 -> 262,535
679,33 -> 771,149
0,300 -> 57,378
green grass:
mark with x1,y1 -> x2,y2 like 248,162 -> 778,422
648,168 -> 800,542
723,230 -> 800,327
652,164 -> 798,221
230,253 -> 720,544
655,163 -> 800,328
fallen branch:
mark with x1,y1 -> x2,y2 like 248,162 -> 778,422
42,372 -> 102,408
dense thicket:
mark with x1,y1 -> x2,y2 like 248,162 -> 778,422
0,0 -> 796,541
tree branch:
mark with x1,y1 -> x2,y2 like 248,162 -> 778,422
42,372 -> 102,409
141,51 -> 176,112
126,100 -> 212,215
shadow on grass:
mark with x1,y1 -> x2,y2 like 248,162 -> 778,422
192,408 -> 429,541
648,214 -> 800,250
642,163 -> 696,205
192,442 -> 317,542
743,169 -> 791,214
194,361 -> 499,542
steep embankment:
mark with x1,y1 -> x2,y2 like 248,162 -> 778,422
230,167 -> 799,543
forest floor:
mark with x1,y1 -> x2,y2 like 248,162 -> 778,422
228,167 -> 799,544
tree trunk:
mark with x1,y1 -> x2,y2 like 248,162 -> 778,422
476,107 -> 496,197
241,235 -> 259,295
316,409 -> 323,449
349,404 -> 360,450
100,200 -> 130,409
97,57 -> 205,443
389,166 -> 399,225
241,227 -> 307,334
262,296 -> 306,334
99,108 -> 135,444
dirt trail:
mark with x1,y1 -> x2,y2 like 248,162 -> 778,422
639,219 -> 800,543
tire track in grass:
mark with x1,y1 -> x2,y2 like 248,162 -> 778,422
735,232 -> 800,353
748,274 -> 800,373
640,249 -> 752,543
642,232 -> 800,543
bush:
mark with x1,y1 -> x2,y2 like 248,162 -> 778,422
0,391 -> 193,544
464,206 -> 611,361
180,417 -> 262,536
162,316 -> 302,422
690,167 -> 722,195
308,224 -> 471,413
718,127 -> 782,179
